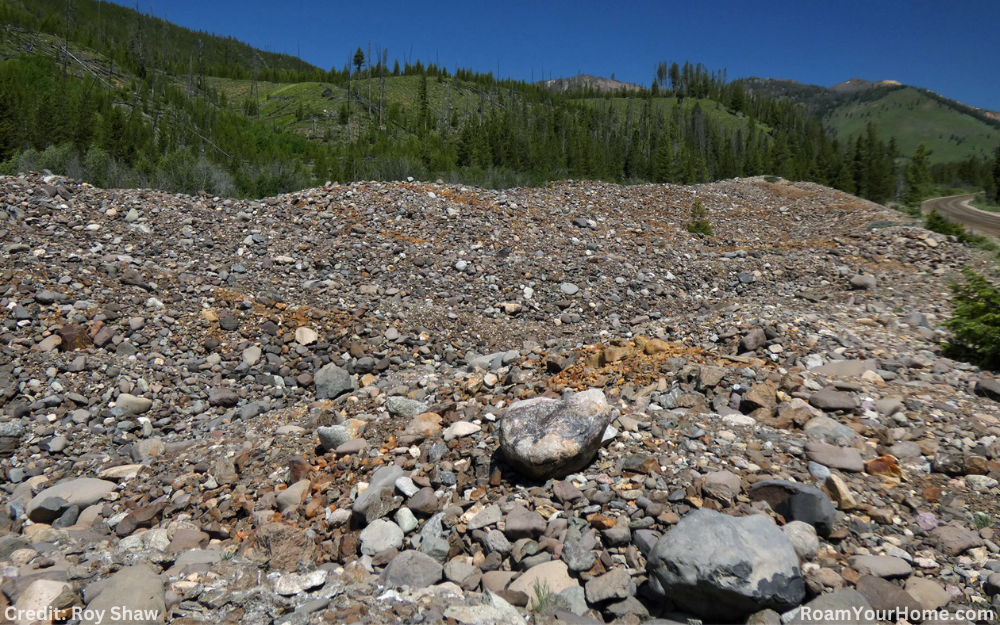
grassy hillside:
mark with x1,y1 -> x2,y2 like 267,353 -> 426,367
827,87 -> 1000,162
208,74 -> 505,145
0,2 -> 897,200
0,0 -> 319,79
584,96 -> 770,135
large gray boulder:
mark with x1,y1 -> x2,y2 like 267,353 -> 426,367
314,363 -> 357,399
381,550 -> 443,589
498,389 -> 612,479
646,509 -> 805,621
82,564 -> 165,625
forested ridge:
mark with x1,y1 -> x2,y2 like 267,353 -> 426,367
0,0 -> 993,202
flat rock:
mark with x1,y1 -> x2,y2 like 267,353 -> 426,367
442,591 -> 525,625
26,478 -> 116,522
808,388 -> 858,412
114,393 -> 152,416
855,575 -> 923,616
272,569 -> 327,596
789,588 -> 875,624
813,360 -> 877,377
930,524 -> 983,556
508,560 -> 579,610
804,442 -> 865,472
443,420 -> 481,441
904,577 -> 950,611
386,396 -> 429,418
848,555 -> 912,579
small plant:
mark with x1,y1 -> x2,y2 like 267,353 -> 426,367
924,209 -> 966,238
220,550 -> 237,561
763,175 -> 780,183
974,512 -> 993,530
686,198 -> 714,236
944,267 -> 1000,367
531,579 -> 556,613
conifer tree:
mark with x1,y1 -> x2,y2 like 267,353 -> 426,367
903,142 -> 931,206
686,197 -> 713,235
993,145 -> 1000,203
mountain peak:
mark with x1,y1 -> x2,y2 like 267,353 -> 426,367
538,73 -> 642,94
830,78 -> 901,93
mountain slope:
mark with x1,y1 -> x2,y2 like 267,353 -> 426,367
0,0 -> 320,79
744,77 -> 1000,162
827,86 -> 1000,161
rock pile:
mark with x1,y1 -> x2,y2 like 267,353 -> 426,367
0,172 -> 998,624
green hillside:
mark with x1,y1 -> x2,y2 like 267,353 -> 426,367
0,3 -> 900,201
827,87 -> 1000,162
0,0 -> 319,80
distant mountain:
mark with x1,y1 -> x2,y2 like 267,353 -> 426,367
829,78 -> 902,93
538,73 -> 642,94
743,77 -> 1000,162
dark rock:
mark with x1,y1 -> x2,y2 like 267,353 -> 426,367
380,550 -> 443,589
749,480 -> 837,537
808,389 -> 858,412
646,509 -> 805,621
314,363 -> 357,400
740,328 -> 767,352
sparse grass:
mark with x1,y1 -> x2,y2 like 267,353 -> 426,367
531,579 -> 556,613
923,209 -> 1000,257
974,512 -> 993,530
970,192 -> 1000,214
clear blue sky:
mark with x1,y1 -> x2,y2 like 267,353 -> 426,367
114,0 -> 999,111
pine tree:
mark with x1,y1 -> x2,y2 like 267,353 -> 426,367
993,145 -> 1000,204
654,138 -> 673,183
417,72 -> 429,134
903,142 -> 931,206
686,197 -> 713,235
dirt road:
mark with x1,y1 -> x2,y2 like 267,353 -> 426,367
922,194 -> 1000,238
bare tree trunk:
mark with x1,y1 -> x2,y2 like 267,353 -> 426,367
366,41 -> 372,118
378,47 -> 387,127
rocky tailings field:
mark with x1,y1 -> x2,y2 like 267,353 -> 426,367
2,173 -> 1000,625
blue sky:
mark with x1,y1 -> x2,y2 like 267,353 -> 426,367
114,0 -> 999,111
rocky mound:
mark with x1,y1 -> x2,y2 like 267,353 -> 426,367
1,172 -> 999,624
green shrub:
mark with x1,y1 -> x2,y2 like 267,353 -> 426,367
763,175 -> 780,183
924,209 -> 965,238
944,267 -> 1000,367
924,209 -> 1000,255
686,198 -> 713,236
